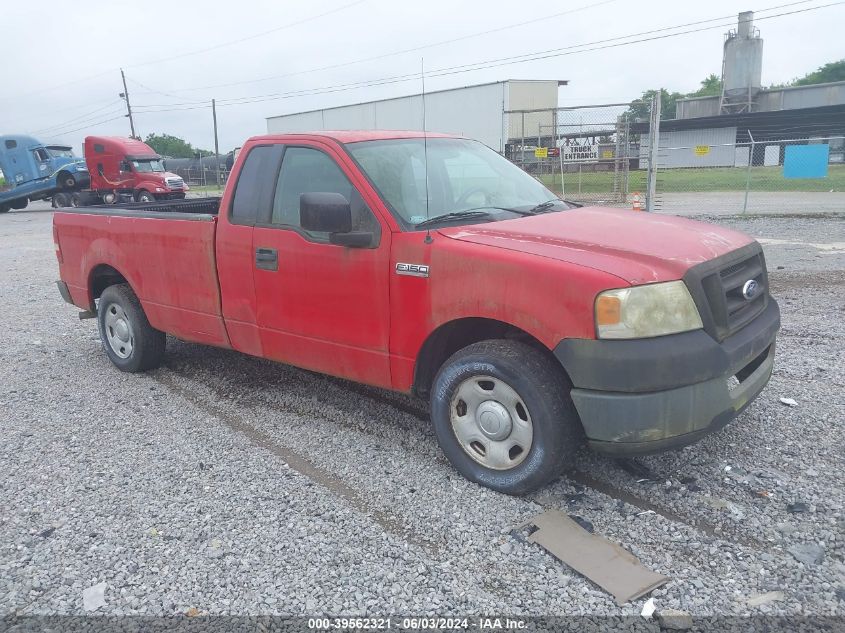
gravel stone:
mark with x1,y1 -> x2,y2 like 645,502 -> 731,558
656,608 -> 693,630
1,205 -> 843,618
788,544 -> 826,566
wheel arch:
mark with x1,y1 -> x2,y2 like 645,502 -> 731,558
88,263 -> 129,308
412,317 -> 567,398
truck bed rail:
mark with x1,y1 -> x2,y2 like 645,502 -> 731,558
59,197 -> 221,221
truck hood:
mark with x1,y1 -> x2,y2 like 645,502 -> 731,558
438,207 -> 755,285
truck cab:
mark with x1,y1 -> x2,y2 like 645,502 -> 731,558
84,136 -> 187,203
0,135 -> 89,212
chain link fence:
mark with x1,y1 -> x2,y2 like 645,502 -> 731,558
503,103 -> 635,207
504,98 -> 845,215
643,133 -> 845,214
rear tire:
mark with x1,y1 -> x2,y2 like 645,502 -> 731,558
70,192 -> 81,207
430,340 -> 581,495
97,284 -> 165,372
52,192 -> 69,208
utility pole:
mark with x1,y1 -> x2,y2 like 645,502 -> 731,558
212,99 -> 220,189
119,69 -> 136,139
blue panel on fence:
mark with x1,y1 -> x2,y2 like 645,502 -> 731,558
783,144 -> 829,178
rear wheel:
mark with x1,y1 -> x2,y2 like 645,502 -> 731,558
97,284 -> 165,372
430,340 -> 581,495
52,192 -> 70,208
135,190 -> 155,203
70,192 -> 82,207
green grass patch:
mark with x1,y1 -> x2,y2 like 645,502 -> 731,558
539,164 -> 845,194
187,184 -> 225,196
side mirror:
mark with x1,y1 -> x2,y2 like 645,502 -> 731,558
300,192 -> 352,233
300,192 -> 374,248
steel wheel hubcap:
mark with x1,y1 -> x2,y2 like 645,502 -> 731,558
104,303 -> 134,359
450,375 -> 533,470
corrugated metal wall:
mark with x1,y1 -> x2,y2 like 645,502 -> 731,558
640,127 -> 738,168
266,82 -> 507,150
265,81 -> 560,152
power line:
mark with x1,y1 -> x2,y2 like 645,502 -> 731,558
124,0 -> 369,70
130,1 -> 843,114
0,69 -> 114,104
165,0 -> 623,94
150,0 -> 824,96
424,1 -> 842,80
36,114 -> 128,137
0,0 -> 369,104
30,100 -> 125,136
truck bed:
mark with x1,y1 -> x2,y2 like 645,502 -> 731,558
54,197 -> 230,348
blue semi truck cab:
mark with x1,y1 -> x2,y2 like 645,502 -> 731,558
0,135 -> 89,212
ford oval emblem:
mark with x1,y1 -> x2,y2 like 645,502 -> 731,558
742,279 -> 759,301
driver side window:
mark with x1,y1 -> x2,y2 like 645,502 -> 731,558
271,147 -> 379,241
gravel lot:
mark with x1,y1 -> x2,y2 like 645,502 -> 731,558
0,205 -> 842,624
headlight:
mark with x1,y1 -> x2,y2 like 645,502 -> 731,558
595,280 -> 703,339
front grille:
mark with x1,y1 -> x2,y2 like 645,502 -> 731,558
166,177 -> 185,190
684,244 -> 769,341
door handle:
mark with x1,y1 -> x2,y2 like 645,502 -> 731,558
255,247 -> 278,271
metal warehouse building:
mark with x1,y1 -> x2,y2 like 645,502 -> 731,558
266,79 -> 568,152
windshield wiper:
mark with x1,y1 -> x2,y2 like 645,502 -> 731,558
525,199 -> 560,214
414,210 -> 493,229
477,200 -> 563,216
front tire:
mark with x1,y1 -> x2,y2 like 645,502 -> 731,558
430,340 -> 581,495
97,284 -> 165,372
135,190 -> 155,203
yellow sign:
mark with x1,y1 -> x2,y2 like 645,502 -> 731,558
601,150 -> 614,159
534,147 -> 548,158
694,145 -> 710,156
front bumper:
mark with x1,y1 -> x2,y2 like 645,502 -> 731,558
554,298 -> 780,454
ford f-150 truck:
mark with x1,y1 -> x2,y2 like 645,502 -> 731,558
53,131 -> 780,494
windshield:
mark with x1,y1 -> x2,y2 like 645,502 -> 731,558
46,147 -> 75,158
132,159 -> 165,173
346,137 -> 564,228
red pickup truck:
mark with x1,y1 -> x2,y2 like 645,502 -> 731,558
54,131 -> 780,494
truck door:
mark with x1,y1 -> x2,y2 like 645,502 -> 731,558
252,142 -> 392,388
31,147 -> 50,179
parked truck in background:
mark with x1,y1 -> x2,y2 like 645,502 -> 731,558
53,131 -> 780,494
0,135 -> 89,212
65,136 -> 188,206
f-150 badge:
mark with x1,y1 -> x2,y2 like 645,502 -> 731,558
396,263 -> 430,278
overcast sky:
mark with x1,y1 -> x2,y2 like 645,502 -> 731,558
2,0 -> 842,154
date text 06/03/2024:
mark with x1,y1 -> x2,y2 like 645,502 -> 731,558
307,617 -> 528,630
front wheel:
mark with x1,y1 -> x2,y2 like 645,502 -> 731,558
430,340 -> 581,495
135,190 -> 155,203
97,284 -> 165,372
